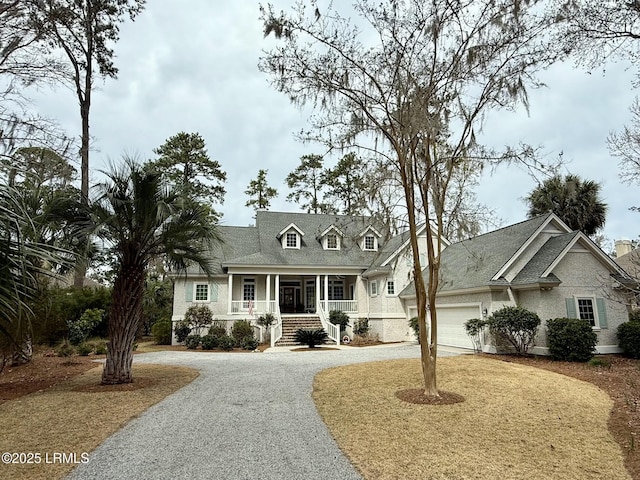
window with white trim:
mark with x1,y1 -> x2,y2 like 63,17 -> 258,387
285,232 -> 299,248
194,283 -> 209,302
326,234 -> 338,250
577,297 -> 597,327
369,280 -> 378,296
386,280 -> 395,296
328,279 -> 344,300
243,278 -> 255,308
364,234 -> 376,251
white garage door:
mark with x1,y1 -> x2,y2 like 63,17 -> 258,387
435,305 -> 480,349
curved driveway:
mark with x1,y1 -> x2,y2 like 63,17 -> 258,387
67,343 -> 459,480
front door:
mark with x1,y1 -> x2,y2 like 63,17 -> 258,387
281,286 -> 296,313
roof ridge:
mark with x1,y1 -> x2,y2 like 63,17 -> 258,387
448,213 -> 553,246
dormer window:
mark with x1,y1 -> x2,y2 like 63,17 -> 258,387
359,225 -> 381,252
278,223 -> 305,250
364,235 -> 375,251
286,232 -> 299,248
319,225 -> 343,250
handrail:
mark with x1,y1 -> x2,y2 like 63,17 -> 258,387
317,300 -> 339,345
270,305 -> 282,347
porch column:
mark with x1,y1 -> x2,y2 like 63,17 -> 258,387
275,274 -> 280,312
266,274 -> 271,313
227,273 -> 233,314
324,274 -> 329,313
316,275 -> 320,311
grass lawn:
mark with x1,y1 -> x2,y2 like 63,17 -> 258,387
313,356 -> 631,480
0,362 -> 198,480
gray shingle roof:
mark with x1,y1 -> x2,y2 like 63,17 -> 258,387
190,211 -> 396,273
436,214 -> 552,292
511,232 -> 578,285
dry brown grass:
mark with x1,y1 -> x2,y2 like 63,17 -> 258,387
313,356 -> 630,480
0,364 -> 198,480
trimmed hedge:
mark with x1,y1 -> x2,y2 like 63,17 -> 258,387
547,317 -> 597,362
618,319 -> 640,359
487,306 -> 540,355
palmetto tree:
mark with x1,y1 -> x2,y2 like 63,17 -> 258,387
92,158 -> 219,384
526,174 -> 607,236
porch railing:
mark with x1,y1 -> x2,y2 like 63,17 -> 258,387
325,300 -> 357,313
317,301 -> 339,345
269,305 -> 283,347
230,300 -> 277,314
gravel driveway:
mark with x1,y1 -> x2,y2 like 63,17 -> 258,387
67,343 -> 459,480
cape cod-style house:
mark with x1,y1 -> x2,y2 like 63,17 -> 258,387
171,210 -> 441,346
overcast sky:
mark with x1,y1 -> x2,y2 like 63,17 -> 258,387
29,1 -> 640,247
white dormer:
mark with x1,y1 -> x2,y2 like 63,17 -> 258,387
277,223 -> 305,249
319,225 -> 344,251
359,225 -> 382,252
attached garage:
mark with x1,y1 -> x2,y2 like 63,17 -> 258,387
407,303 -> 480,350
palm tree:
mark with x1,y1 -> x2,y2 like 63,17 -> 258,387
91,158 -> 219,384
526,174 -> 607,236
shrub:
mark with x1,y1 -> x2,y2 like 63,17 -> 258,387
231,320 -> 254,344
217,334 -> 235,351
618,320 -> 640,359
68,308 -> 104,345
486,306 -> 540,355
184,305 -> 213,334
409,316 -> 420,338
295,328 -> 328,348
353,318 -> 369,336
241,336 -> 259,350
350,332 -> 380,346
77,342 -> 93,356
151,319 -> 172,345
93,341 -> 107,355
629,310 -> 640,323
546,317 -> 597,362
588,357 -> 611,368
463,318 -> 487,353
174,320 -> 191,343
257,313 -> 275,329
208,320 -> 227,338
56,340 -> 75,357
200,334 -> 218,350
185,334 -> 201,350
329,310 -> 349,331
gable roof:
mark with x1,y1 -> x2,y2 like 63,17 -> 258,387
400,213 -> 626,297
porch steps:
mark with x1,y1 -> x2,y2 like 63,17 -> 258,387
275,316 -> 324,347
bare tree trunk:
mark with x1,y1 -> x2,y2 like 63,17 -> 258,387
102,263 -> 143,384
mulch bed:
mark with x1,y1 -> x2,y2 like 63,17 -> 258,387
396,388 -> 465,405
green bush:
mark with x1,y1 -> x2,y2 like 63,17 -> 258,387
151,319 -> 172,345
217,334 -> 235,351
208,320 -> 227,338
257,313 -> 275,329
618,320 -> 640,359
174,320 -> 191,343
184,305 -> 213,334
409,316 -> 420,338
295,328 -> 328,348
329,310 -> 349,331
201,334 -> 218,350
77,342 -> 93,356
93,340 -> 107,355
487,306 -> 540,355
231,320 -> 254,344
241,336 -> 259,350
463,318 -> 487,353
353,318 -> 369,336
546,317 -> 597,362
185,334 -> 201,350
56,340 -> 75,357
68,308 -> 104,345
31,286 -> 111,345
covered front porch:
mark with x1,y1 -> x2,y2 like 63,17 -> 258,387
227,273 -> 358,316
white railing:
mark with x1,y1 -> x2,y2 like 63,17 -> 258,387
317,301 -> 339,345
231,300 -> 277,314
270,307 -> 282,347
326,300 -> 357,313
